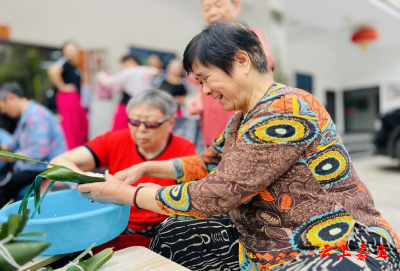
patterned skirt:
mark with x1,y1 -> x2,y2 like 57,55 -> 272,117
150,215 -> 400,271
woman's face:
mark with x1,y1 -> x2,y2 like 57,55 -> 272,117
128,105 -> 174,151
192,60 -> 248,112
202,0 -> 241,25
167,60 -> 184,77
63,43 -> 79,61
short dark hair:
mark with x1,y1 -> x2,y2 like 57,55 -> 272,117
121,54 -> 141,65
0,83 -> 25,100
183,21 -> 268,76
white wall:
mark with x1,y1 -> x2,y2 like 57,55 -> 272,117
338,46 -> 400,115
287,38 -> 400,135
1,0 -> 206,71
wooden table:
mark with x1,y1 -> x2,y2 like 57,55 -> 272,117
98,247 -> 190,271
20,246 -> 189,271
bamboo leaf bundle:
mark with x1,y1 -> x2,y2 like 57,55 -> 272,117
63,243 -> 114,271
0,150 -> 105,218
0,210 -> 50,271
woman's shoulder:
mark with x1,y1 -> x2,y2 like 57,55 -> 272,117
251,83 -> 327,121
242,83 -> 330,143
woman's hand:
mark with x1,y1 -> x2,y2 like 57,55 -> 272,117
114,163 -> 148,185
77,173 -> 133,205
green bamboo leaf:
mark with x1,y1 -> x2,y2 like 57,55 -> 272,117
15,209 -> 30,235
0,150 -> 48,165
34,177 -> 42,214
0,223 -> 8,240
18,182 -> 34,215
31,181 -> 55,218
17,232 -> 47,237
1,150 -> 106,216
66,261 -> 87,271
72,243 -> 96,263
85,248 -> 114,271
39,167 -> 80,183
38,167 -> 104,183
6,214 -> 20,237
0,241 -> 50,271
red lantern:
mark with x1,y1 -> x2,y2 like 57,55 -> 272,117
351,28 -> 379,52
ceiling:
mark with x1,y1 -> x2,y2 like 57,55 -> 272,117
282,0 -> 400,48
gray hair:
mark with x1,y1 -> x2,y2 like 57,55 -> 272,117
0,83 -> 25,100
126,89 -> 178,119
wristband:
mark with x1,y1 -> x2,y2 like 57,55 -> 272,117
133,186 -> 145,209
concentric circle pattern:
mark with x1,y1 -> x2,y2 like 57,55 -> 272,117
307,143 -> 351,186
290,209 -> 354,253
243,115 -> 319,145
159,182 -> 192,212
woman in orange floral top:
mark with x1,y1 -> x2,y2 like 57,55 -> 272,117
78,22 -> 400,271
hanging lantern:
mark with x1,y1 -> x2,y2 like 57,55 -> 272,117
351,28 -> 379,52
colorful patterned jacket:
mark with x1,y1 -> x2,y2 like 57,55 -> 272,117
156,83 -> 400,270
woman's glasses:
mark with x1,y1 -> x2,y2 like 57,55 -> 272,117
128,119 -> 167,129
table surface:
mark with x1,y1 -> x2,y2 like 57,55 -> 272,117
98,246 -> 190,271
19,246 -> 189,271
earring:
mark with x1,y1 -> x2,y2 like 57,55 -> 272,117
246,71 -> 249,75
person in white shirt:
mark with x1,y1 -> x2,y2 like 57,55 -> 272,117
97,54 -> 158,131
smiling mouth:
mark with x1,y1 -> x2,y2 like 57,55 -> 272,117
215,94 -> 223,100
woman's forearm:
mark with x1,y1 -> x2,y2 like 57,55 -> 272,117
121,185 -> 165,214
49,157 -> 86,173
142,160 -> 177,180
49,147 -> 96,173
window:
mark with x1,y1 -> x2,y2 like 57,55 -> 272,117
344,87 -> 380,133
326,91 -> 336,123
295,73 -> 313,94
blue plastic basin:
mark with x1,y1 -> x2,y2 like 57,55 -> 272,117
0,189 -> 130,256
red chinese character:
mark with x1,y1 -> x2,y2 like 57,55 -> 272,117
338,245 -> 351,258
375,244 -> 389,258
356,243 -> 370,260
319,244 -> 331,258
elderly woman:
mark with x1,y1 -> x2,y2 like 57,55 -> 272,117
50,89 -> 196,249
78,22 -> 400,270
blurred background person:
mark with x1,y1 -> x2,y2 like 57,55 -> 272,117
0,128 -> 13,171
47,41 -> 88,150
97,54 -> 158,131
148,54 -> 166,88
50,89 -> 196,251
0,83 -> 66,207
187,0 -> 275,147
158,59 -> 188,117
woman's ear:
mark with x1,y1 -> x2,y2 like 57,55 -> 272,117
235,51 -> 251,71
168,115 -> 177,127
233,0 -> 242,15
